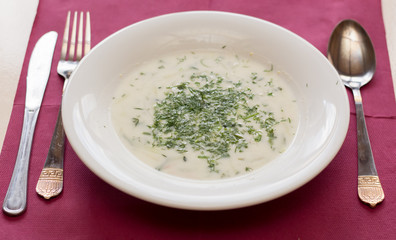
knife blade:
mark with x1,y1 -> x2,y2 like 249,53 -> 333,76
3,31 -> 57,216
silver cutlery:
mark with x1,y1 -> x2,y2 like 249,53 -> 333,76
328,19 -> 384,207
36,11 -> 91,199
3,31 -> 58,215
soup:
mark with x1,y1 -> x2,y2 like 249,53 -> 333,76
111,48 -> 299,180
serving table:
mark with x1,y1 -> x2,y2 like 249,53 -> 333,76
1,0 -> 396,239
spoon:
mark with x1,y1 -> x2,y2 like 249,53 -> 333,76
327,19 -> 384,208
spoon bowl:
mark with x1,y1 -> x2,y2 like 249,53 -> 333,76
328,20 -> 376,88
327,19 -> 384,207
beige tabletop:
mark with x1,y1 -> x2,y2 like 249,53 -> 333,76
0,0 -> 395,154
382,0 -> 396,97
0,0 -> 39,152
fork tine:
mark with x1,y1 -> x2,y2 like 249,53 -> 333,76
76,12 -> 84,60
84,12 -> 91,56
68,11 -> 78,60
60,11 -> 71,60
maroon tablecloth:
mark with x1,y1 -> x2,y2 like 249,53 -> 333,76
1,0 -> 396,239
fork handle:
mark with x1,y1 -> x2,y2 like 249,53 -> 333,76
36,108 -> 64,199
3,107 -> 39,216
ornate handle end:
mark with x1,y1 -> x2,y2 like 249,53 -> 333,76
36,168 -> 63,199
358,175 -> 384,208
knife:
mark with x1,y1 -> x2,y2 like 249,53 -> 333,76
2,31 -> 57,216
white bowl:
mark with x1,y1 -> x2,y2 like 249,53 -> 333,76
62,11 -> 349,210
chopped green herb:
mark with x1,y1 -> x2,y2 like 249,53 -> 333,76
264,64 -> 274,72
251,72 -> 258,80
200,59 -> 209,67
148,71 -> 281,172
132,117 -> 139,126
250,72 -> 258,83
177,56 -> 186,64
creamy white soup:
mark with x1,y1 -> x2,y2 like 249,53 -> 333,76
111,48 -> 299,180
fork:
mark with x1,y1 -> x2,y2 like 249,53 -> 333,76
36,11 -> 91,199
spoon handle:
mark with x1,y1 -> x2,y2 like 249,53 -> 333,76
352,88 -> 384,207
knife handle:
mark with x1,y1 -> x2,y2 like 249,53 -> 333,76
3,107 -> 39,216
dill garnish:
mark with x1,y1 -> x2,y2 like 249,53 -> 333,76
132,117 -> 139,126
148,71 -> 281,172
